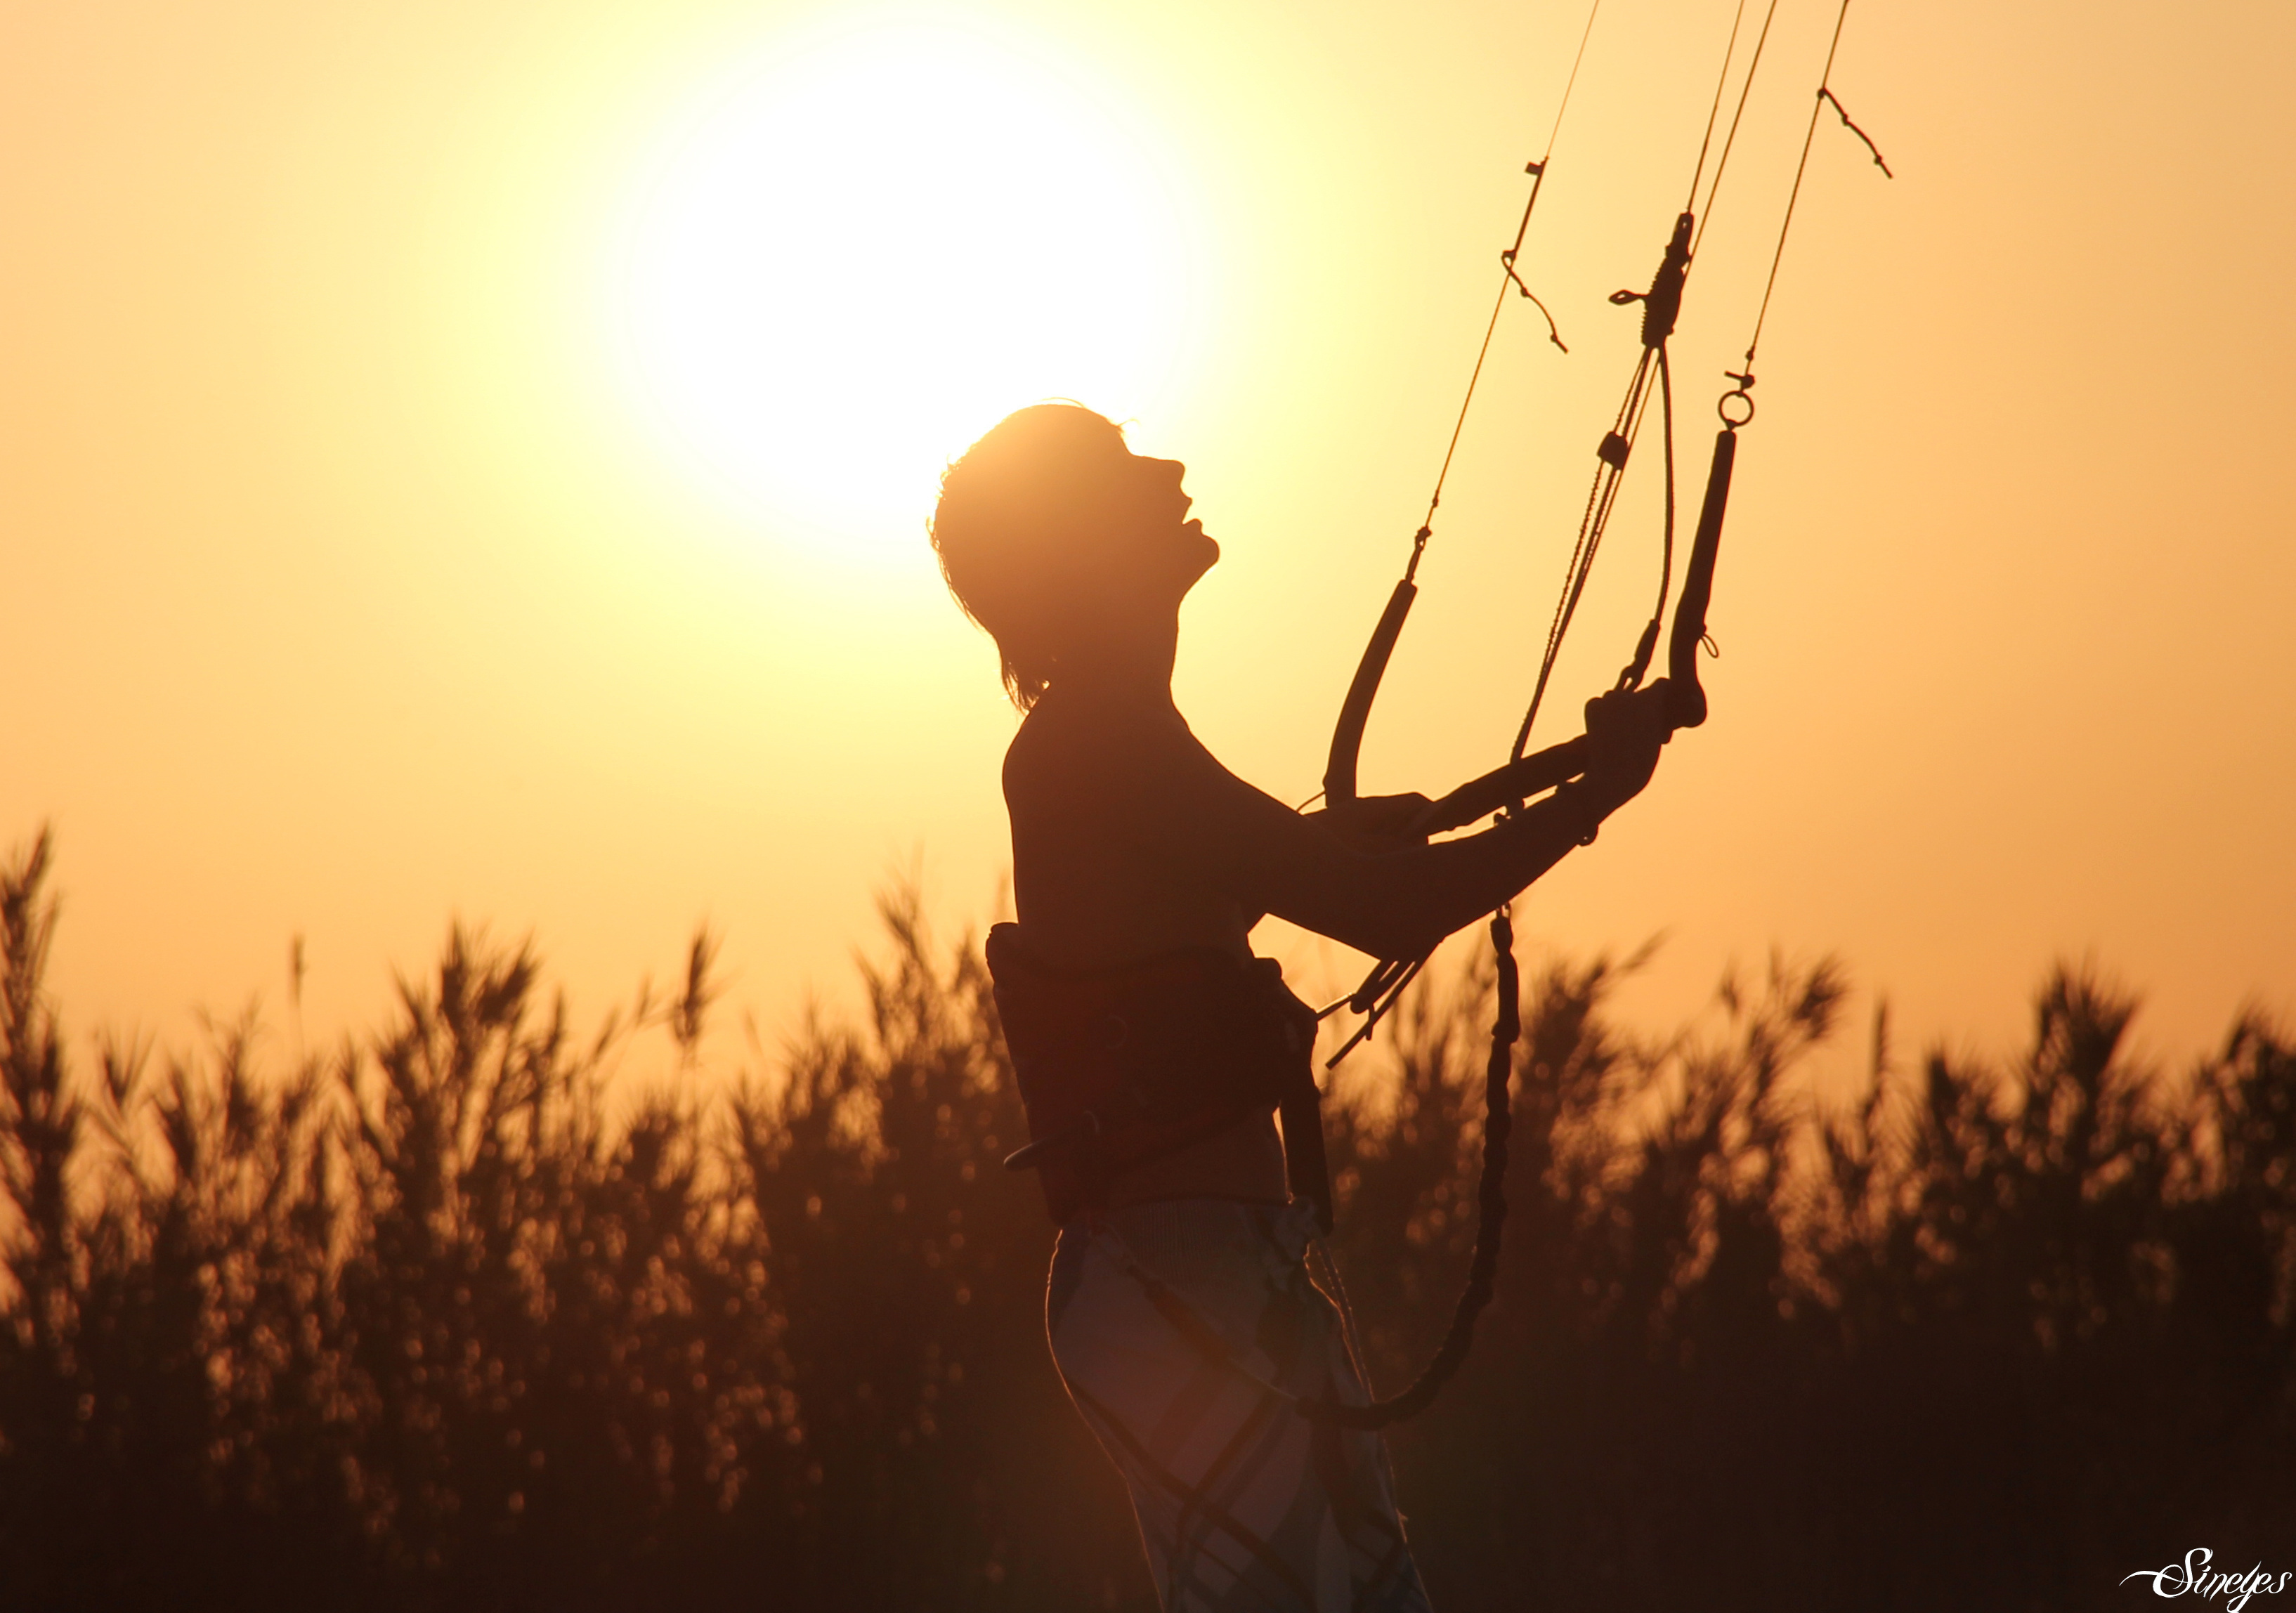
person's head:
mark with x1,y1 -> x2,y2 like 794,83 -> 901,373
930,403 -> 1217,711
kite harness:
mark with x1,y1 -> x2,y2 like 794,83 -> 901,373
986,923 -> 1334,1232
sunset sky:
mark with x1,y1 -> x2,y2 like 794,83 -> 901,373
3,0 -> 2290,1083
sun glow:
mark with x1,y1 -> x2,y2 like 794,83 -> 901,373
613,20 -> 1205,560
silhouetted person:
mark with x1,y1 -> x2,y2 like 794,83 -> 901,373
931,403 -> 1666,1611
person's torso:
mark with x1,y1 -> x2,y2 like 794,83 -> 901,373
1001,688 -> 1286,1206
1003,688 -> 1252,967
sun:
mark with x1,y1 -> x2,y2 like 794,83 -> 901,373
612,20 -> 1204,561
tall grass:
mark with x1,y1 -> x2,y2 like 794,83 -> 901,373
1,828 -> 2289,1610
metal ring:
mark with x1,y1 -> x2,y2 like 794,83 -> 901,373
1718,388 -> 1756,428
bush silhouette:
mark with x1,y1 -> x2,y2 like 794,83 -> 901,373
1,827 -> 2290,1611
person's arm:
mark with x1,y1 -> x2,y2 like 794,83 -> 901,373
1110,686 -> 1670,960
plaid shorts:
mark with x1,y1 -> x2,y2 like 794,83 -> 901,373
1047,1199 -> 1434,1613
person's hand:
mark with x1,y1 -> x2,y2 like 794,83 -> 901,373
1305,791 -> 1434,855
1579,686 -> 1669,814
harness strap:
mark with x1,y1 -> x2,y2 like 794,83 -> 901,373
1279,1084 -> 1334,1234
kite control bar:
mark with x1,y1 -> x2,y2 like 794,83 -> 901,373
1405,420 -> 1735,839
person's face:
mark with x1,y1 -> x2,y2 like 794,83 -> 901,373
1097,450 -> 1218,608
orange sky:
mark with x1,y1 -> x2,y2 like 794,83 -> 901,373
3,0 -> 2290,1084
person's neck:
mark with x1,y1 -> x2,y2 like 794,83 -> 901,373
1055,618 -> 1177,707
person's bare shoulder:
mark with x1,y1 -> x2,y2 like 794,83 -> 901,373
1004,687 -> 1193,814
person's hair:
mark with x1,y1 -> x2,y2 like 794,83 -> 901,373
929,403 -> 1132,712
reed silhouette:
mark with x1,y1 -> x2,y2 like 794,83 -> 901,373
1,825 -> 2289,1610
